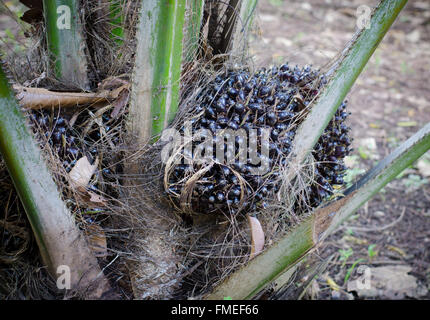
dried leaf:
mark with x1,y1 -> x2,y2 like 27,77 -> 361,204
20,0 -> 43,9
85,224 -> 108,258
358,137 -> 378,160
360,137 -> 377,150
406,29 -> 420,42
69,156 -> 98,188
387,245 -> 407,257
344,155 -> 358,168
21,8 -> 43,24
275,37 -> 293,47
97,76 -> 129,91
74,190 -> 108,209
248,215 -> 265,259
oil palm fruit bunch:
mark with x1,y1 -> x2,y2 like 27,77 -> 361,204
29,110 -> 82,172
167,63 -> 352,216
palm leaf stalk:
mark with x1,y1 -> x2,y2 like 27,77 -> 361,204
0,65 -> 110,298
128,0 -> 186,144
205,0 -> 409,300
42,0 -> 90,90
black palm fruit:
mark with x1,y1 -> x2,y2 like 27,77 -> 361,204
165,63 -> 352,216
29,109 -> 123,182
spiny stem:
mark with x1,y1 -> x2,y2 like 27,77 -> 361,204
128,0 -> 186,144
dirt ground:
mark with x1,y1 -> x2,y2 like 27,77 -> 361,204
250,0 -> 430,299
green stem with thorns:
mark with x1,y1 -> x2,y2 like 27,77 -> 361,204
109,0 -> 124,45
125,0 -> 187,300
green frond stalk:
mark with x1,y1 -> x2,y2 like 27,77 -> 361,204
206,122 -> 430,300
43,0 -> 90,89
128,0 -> 186,144
0,66 -> 109,298
207,0 -> 258,58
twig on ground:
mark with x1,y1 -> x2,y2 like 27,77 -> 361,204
346,207 -> 406,233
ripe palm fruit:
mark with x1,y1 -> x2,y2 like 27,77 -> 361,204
165,63 -> 352,217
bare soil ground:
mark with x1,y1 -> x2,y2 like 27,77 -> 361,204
250,0 -> 430,299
